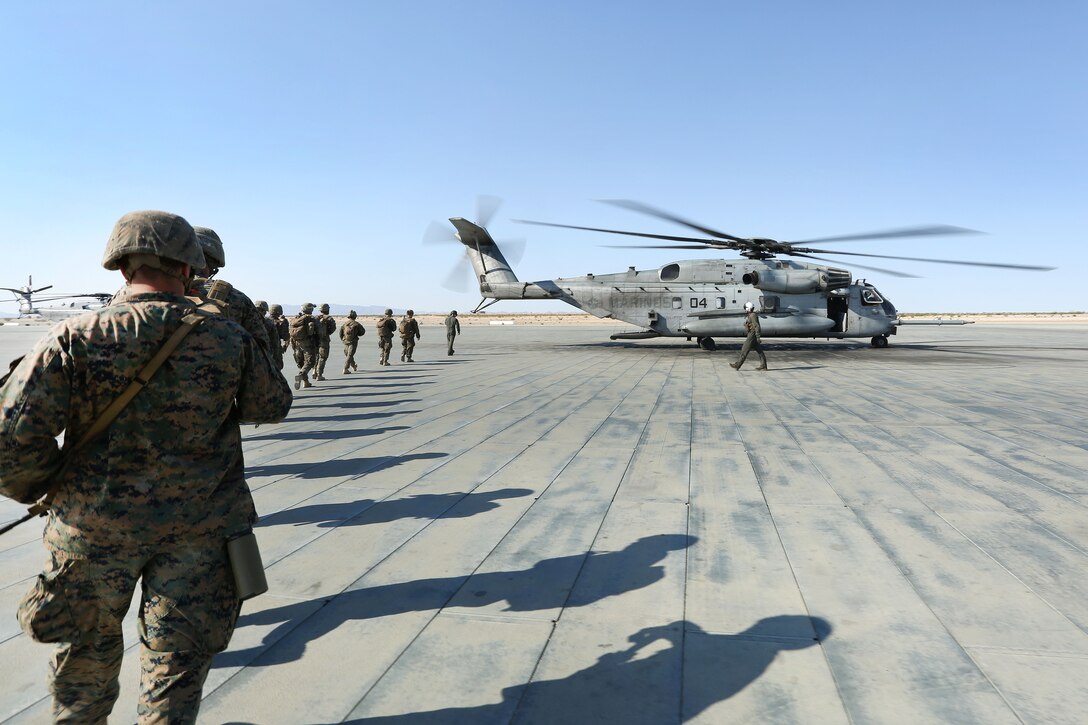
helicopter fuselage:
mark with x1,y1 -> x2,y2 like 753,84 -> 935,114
450,217 -> 900,347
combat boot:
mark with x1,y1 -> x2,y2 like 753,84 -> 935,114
343,368 -> 350,374
294,374 -> 302,390
302,376 -> 313,388
400,352 -> 405,362
756,364 -> 768,371
729,362 -> 740,370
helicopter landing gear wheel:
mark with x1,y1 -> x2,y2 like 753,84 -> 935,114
697,336 -> 717,351
871,335 -> 889,348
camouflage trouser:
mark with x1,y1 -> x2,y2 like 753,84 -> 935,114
18,543 -> 239,724
447,331 -> 457,355
400,337 -> 416,361
343,340 -> 358,371
316,343 -> 330,377
378,336 -> 393,365
734,334 -> 767,369
293,343 -> 317,379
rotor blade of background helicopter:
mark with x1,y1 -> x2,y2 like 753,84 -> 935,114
476,195 -> 502,229
787,225 -> 981,245
791,248 -> 1055,271
32,285 -> 54,293
514,219 -> 742,247
790,253 -> 920,278
598,200 -> 749,242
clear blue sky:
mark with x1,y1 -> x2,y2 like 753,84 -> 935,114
2,1 -> 1085,314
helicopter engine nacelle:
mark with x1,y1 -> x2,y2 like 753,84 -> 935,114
742,268 -> 846,294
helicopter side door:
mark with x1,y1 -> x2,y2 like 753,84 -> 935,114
827,295 -> 848,333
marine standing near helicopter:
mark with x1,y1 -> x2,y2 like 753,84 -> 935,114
339,310 -> 365,373
399,310 -> 420,362
731,301 -> 768,371
444,310 -> 460,355
376,309 -> 397,366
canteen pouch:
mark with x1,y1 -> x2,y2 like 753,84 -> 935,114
18,557 -> 80,643
226,531 -> 268,601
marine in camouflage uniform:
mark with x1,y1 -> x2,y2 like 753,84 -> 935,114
339,310 -> 365,373
188,227 -> 275,361
399,309 -> 421,362
314,303 -> 336,380
730,301 -> 769,371
290,303 -> 320,388
269,303 -> 290,354
376,308 -> 397,366
254,300 -> 284,370
0,211 -> 293,724
444,309 -> 461,356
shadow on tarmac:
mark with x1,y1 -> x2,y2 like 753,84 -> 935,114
321,616 -> 833,724
246,451 -> 448,480
218,535 -> 697,668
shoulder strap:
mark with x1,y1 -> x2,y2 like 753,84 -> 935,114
26,311 -> 209,518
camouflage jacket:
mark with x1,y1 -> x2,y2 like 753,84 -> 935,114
399,317 -> 420,340
339,319 -> 365,344
271,315 -> 290,345
195,279 -> 274,355
316,314 -> 336,344
0,290 -> 293,555
262,316 -> 284,369
376,316 -> 397,340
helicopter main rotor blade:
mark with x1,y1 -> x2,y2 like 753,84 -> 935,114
789,252 -> 920,278
32,285 -> 54,293
602,244 -> 721,250
787,225 -> 981,246
598,200 -> 749,243
515,219 -> 744,249
792,247 -> 1055,271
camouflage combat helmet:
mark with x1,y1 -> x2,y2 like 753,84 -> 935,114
193,226 -> 225,269
302,302 -> 315,313
450,310 -> 457,316
102,210 -> 205,272
320,303 -> 330,314
384,308 -> 393,316
270,303 -> 283,315
406,309 -> 414,316
348,310 -> 357,319
254,300 -> 269,313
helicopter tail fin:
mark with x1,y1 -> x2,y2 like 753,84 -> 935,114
449,217 -> 520,292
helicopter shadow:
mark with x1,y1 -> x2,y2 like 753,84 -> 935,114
256,488 -> 534,528
219,534 -> 696,668
245,451 -> 448,480
317,616 -> 832,724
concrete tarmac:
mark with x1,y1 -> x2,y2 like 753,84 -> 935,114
1,322 -> 1087,723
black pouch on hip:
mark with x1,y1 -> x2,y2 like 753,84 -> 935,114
226,531 -> 268,601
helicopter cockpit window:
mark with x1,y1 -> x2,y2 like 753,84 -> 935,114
659,263 -> 680,281
861,288 -> 883,305
672,297 -> 682,309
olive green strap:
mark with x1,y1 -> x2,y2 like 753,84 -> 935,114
23,311 -> 209,518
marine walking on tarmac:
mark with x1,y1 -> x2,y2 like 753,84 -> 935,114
444,309 -> 460,356
254,300 -> 284,370
339,310 -> 365,373
269,303 -> 290,354
290,302 -> 320,388
376,308 -> 397,366
399,309 -> 421,362
730,301 -> 769,371
0,210 -> 293,724
314,303 -> 336,380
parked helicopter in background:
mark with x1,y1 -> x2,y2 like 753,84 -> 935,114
432,200 -> 1054,349
1,276 -> 111,321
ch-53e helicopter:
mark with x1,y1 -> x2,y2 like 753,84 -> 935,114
431,199 -> 1053,349
2,276 -> 111,321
